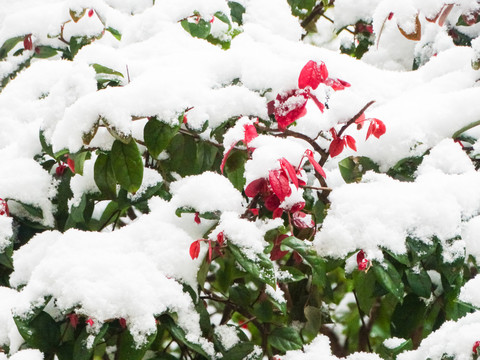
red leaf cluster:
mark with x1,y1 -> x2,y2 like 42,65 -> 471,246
272,60 -> 350,131
328,129 -> 357,158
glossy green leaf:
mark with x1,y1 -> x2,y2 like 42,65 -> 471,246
106,27 -> 122,40
268,327 -> 303,352
181,19 -> 211,39
73,324 -> 109,360
33,46 -> 57,59
117,329 -> 156,360
144,118 -> 180,158
70,151 -> 89,176
111,139 -> 144,193
225,150 -> 247,191
229,243 -> 276,288
353,268 -> 376,314
406,267 -> 432,298
228,1 -> 245,24
222,342 -> 255,360
159,314 -> 209,358
281,236 -> 326,287
92,63 -> 124,77
0,36 -> 24,59
279,266 -> 307,283
214,11 -> 232,30
94,153 -> 117,199
17,201 -> 43,219
373,260 -> 404,302
14,311 -> 60,353
391,294 -> 426,339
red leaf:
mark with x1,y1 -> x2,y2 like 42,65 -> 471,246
269,169 -> 291,202
243,124 -> 258,144
473,341 -> 480,354
324,77 -> 351,91
194,212 -> 201,224
245,178 -> 267,198
272,208 -> 283,219
217,231 -> 224,246
189,240 -> 201,259
305,150 -> 326,179
56,163 -> 67,176
345,135 -> 357,151
366,121 -> 375,140
308,93 -> 325,113
270,234 -> 289,261
67,157 -> 75,173
356,250 -> 369,271
183,115 -> 188,124
67,314 -> 79,329
0,199 -> 9,217
88,9 -> 94,17
298,60 -> 328,90
329,138 -> 345,158
292,211 -> 314,229
388,12 -> 394,20
279,158 -> 298,189
86,318 -> 94,327
249,208 -> 259,216
372,119 -> 386,138
264,193 -> 280,211
438,4 -> 454,26
23,34 -> 33,51
274,90 -> 308,131
290,201 -> 305,213
119,318 -> 127,329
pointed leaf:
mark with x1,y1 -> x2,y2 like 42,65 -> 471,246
144,118 -> 179,158
268,327 -> 303,352
111,139 -> 144,193
117,329 -> 156,360
306,151 -> 326,178
269,169 -> 291,202
345,135 -> 357,151
280,158 -> 298,188
329,138 -> 345,157
229,243 -> 276,288
94,153 -> 117,199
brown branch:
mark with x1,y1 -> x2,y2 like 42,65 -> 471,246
336,100 -> 376,139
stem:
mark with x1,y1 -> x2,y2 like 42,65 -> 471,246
300,3 -> 325,30
353,289 -> 372,352
336,100 -> 376,139
301,185 -> 332,191
452,119 -> 480,139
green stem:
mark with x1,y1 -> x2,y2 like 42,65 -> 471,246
452,120 -> 480,139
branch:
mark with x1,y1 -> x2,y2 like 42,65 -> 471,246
336,100 -> 376,139
452,119 -> 480,139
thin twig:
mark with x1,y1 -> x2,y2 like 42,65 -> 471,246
353,289 -> 372,352
336,100 -> 376,139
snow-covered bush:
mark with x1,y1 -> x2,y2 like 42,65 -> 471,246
1,0 -> 480,359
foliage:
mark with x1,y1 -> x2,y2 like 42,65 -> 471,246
0,1 -> 480,360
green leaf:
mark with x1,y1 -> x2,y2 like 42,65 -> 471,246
373,260 -> 404,302
181,19 -> 211,39
0,243 -> 14,269
91,63 -> 124,77
391,294 -> 426,339
281,237 -> 326,287
228,243 -> 276,288
70,151 -> 90,176
33,46 -> 58,59
165,133 -> 197,176
228,2 -> 245,24
268,327 -> 303,352
0,36 -> 24,59
406,267 -> 432,298
73,324 -> 109,360
387,156 -> 424,182
353,268 -> 376,314
222,342 -> 255,360
117,329 -> 156,360
70,8 -> 86,22
106,27 -> 122,41
214,11 -> 232,30
339,156 -> 379,184
303,306 -> 322,339
17,201 -> 43,219
279,266 -> 307,283
39,129 -> 54,157
144,118 -> 179,158
159,314 -> 209,358
379,338 -> 413,359
224,150 -> 247,191
14,311 -> 60,353
111,139 -> 144,193
94,153 -> 117,199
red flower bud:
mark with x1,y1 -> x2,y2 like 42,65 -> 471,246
23,34 -> 33,51
194,212 -> 201,224
86,318 -> 94,326
473,340 -> 480,354
119,318 -> 126,329
88,9 -> 94,17
67,313 -> 79,329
